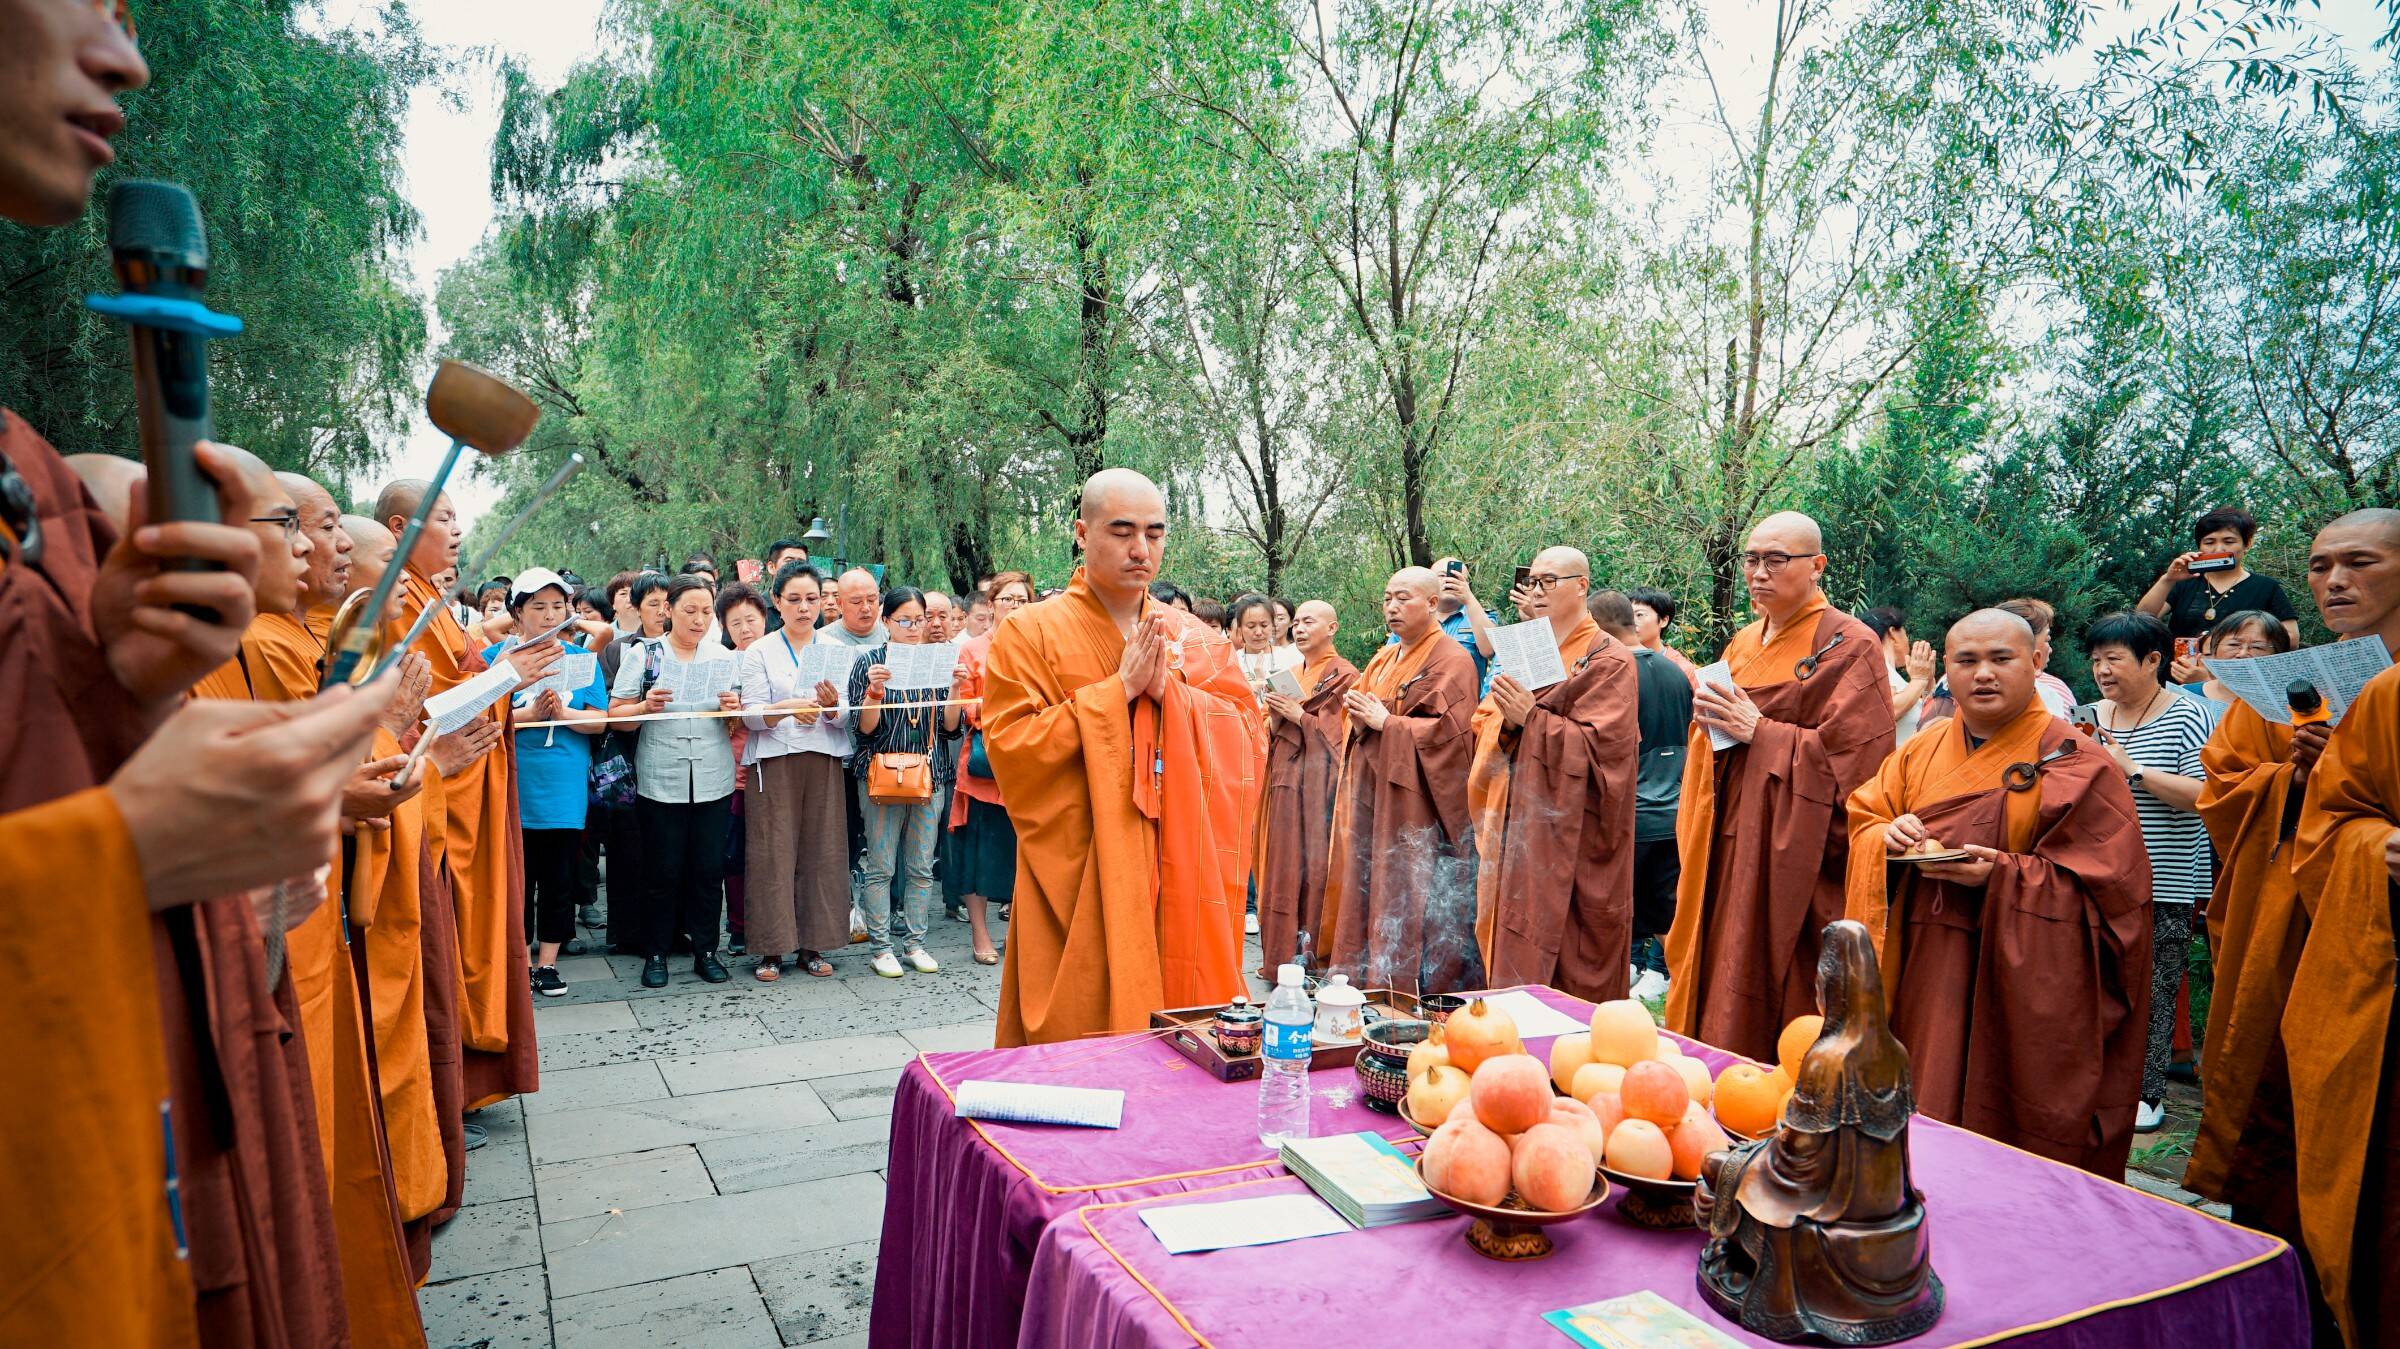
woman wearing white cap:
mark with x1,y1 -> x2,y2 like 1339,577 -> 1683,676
484,568 -> 610,995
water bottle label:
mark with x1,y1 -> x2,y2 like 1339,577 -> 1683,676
1263,1019 -> 1313,1061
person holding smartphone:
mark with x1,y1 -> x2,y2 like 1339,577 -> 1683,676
2135,508 -> 2302,661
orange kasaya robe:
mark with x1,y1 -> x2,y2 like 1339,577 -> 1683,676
1322,625 -> 1481,995
984,570 -> 1265,1045
2185,704 -> 2308,1236
1471,626 -> 1641,1002
0,413 -> 195,1346
2288,663 -> 2400,1348
1843,703 -> 2150,1177
208,618 -> 423,1344
397,566 -> 537,1105
1253,649 -> 1359,977
1664,596 -> 1895,1063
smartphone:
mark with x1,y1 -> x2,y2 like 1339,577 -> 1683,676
2172,636 -> 2200,664
2188,552 -> 2238,575
2070,703 -> 2100,737
1511,564 -> 1534,596
1443,560 -> 1464,577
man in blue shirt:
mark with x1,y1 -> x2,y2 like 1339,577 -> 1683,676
1387,556 -> 1498,694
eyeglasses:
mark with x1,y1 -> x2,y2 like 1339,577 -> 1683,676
1526,573 -> 1587,591
1740,551 -> 1821,574
249,511 -> 303,541
891,617 -> 923,630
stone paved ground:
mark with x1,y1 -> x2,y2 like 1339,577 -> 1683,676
418,879 -> 1008,1349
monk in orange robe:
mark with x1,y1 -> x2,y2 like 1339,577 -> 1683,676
1472,577 -> 1639,1001
1324,567 -> 1482,994
1665,512 -> 1895,1063
1254,599 -> 1358,976
377,478 -> 552,1104
984,469 -> 1264,1045
1843,609 -> 2151,1176
2280,508 -> 2400,1348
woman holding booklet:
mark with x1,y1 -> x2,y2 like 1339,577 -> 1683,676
609,574 -> 744,987
849,586 -> 965,979
739,563 -> 856,981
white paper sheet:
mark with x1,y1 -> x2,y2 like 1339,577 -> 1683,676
885,641 -> 961,691
2203,640 -> 2394,727
422,658 -> 519,736
952,1080 -> 1124,1128
1266,666 -> 1306,700
1694,660 -> 1740,750
516,651 -> 598,706
1467,989 -> 1591,1039
1489,618 -> 1569,692
663,655 -> 738,703
1137,1193 -> 1350,1255
796,641 -> 860,691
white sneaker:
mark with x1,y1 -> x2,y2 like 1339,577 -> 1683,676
906,948 -> 940,974
1244,911 -> 1260,935
2135,1099 -> 2165,1132
871,953 -> 904,979
1631,969 -> 1670,1002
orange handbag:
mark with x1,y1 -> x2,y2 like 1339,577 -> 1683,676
867,751 -> 934,805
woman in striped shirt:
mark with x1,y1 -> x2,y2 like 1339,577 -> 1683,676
2084,610 -> 2221,1132
848,588 -> 963,979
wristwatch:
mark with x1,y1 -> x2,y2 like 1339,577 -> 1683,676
2127,767 -> 2146,787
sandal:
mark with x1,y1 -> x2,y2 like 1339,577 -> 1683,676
753,961 -> 781,983
799,953 -> 835,978
973,946 -> 1000,966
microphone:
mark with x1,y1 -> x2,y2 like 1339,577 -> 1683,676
2287,679 -> 2328,728
87,179 -> 244,615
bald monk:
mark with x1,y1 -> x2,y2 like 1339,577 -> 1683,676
1843,610 -> 2151,1175
1665,513 -> 1895,1062
1254,599 -> 1359,976
379,478 -> 553,1104
1324,567 -> 1482,994
332,514 -> 485,1274
984,469 -> 1265,1044
65,449 -> 144,526
2278,508 -> 2400,1347
1473,582 -> 1640,1001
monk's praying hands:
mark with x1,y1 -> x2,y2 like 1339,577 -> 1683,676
1119,612 -> 1167,702
1489,672 -> 1536,728
1694,678 -> 1762,743
1342,687 -> 1390,732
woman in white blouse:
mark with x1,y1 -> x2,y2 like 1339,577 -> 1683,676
737,562 -> 854,981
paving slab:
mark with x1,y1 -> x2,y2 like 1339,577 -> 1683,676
698,1115 -> 894,1194
522,1061 -> 672,1116
540,1172 -> 886,1297
539,1016 -> 779,1072
550,1266 -> 781,1348
528,1081 -> 836,1164
630,976 -> 864,1029
809,1067 -> 902,1122
841,969 -> 974,1003
532,998 -> 641,1035
657,1033 -> 918,1096
757,991 -> 992,1043
429,1197 -> 543,1283
417,1264 -> 551,1349
899,1020 -> 994,1054
753,1239 -> 878,1346
536,1144 -> 717,1222
460,1128 -> 535,1206
552,953 -> 618,983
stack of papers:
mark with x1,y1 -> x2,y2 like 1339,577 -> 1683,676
1279,1132 -> 1446,1228
1693,661 -> 1739,750
1545,1291 -> 1741,1347
1137,1192 -> 1350,1254
952,1080 -> 1123,1128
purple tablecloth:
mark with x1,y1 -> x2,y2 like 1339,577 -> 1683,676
868,1018 -> 1422,1349
876,986 -> 2308,1349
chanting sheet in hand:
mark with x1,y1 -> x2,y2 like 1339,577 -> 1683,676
2204,639 -> 2393,726
797,642 -> 859,690
1266,666 -> 1306,700
664,656 -> 739,703
423,658 -> 520,735
1488,618 -> 1568,691
886,641 -> 961,691
516,651 -> 598,705
1693,660 -> 1740,750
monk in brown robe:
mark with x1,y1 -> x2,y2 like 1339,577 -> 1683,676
1325,567 -> 1482,994
1472,569 -> 1640,1000
985,469 -> 1265,1044
378,478 -> 553,1104
1666,512 -> 1895,1062
2282,508 -> 2400,1348
1255,599 -> 1358,976
1843,609 -> 2151,1176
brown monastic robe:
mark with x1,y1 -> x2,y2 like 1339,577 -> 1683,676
397,566 -> 538,1105
985,572 -> 1266,1045
1843,705 -> 2151,1177
1323,627 -> 1481,995
2288,664 -> 2400,1348
2186,704 -> 2309,1243
0,415 -> 196,1346
1665,595 -> 1894,1062
1474,632 -> 1641,1002
1254,650 -> 1358,976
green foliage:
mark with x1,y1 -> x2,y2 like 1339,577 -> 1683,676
0,0 -> 429,493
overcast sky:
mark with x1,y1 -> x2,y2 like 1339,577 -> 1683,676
328,0 -> 2386,535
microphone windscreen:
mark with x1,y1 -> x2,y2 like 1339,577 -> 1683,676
107,178 -> 209,267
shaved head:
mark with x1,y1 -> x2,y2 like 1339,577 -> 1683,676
1079,467 -> 1165,521
1742,510 -> 1829,627
219,447 -> 306,615
373,478 -> 430,526
1392,566 -> 1439,598
1384,567 -> 1442,643
1946,608 -> 2040,734
374,477 -> 462,577
279,472 -> 350,609
339,515 -> 403,624
833,567 -> 881,637
1752,511 -> 1824,554
1950,608 -> 2036,650
1531,545 -> 1588,575
1528,545 -> 1591,631
1074,467 -> 1170,614
64,453 -> 143,530
2310,507 -> 2400,648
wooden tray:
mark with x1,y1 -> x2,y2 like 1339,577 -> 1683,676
1151,992 -> 1421,1083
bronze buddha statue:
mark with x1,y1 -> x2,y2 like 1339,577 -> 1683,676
1695,919 -> 1944,1344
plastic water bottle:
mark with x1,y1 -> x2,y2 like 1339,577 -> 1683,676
1258,964 -> 1314,1148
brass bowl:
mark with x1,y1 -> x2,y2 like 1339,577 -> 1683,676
1598,1162 -> 1701,1230
1414,1156 -> 1613,1261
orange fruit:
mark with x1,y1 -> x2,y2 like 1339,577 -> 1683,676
1713,1063 -> 1783,1137
1777,1015 -> 1823,1079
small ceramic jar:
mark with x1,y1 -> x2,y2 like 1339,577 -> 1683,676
1312,974 -> 1367,1044
1214,999 -> 1262,1055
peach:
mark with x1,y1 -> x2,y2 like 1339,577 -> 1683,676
1606,1118 -> 1674,1180
1669,1053 -> 1713,1105
1470,1054 -> 1553,1135
1447,1097 -> 1479,1125
1669,1110 -> 1732,1181
1620,1059 -> 1691,1128
1406,1064 -> 1471,1130
1590,1090 -> 1627,1138
1549,1095 -> 1597,1123
1569,1113 -> 1611,1169
1424,1119 -> 1510,1206
1510,1122 -> 1596,1212
1570,1061 -> 1627,1106
1549,1032 -> 1594,1094
1778,1015 -> 1823,1079
1445,998 -> 1524,1075
1588,999 -> 1660,1067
